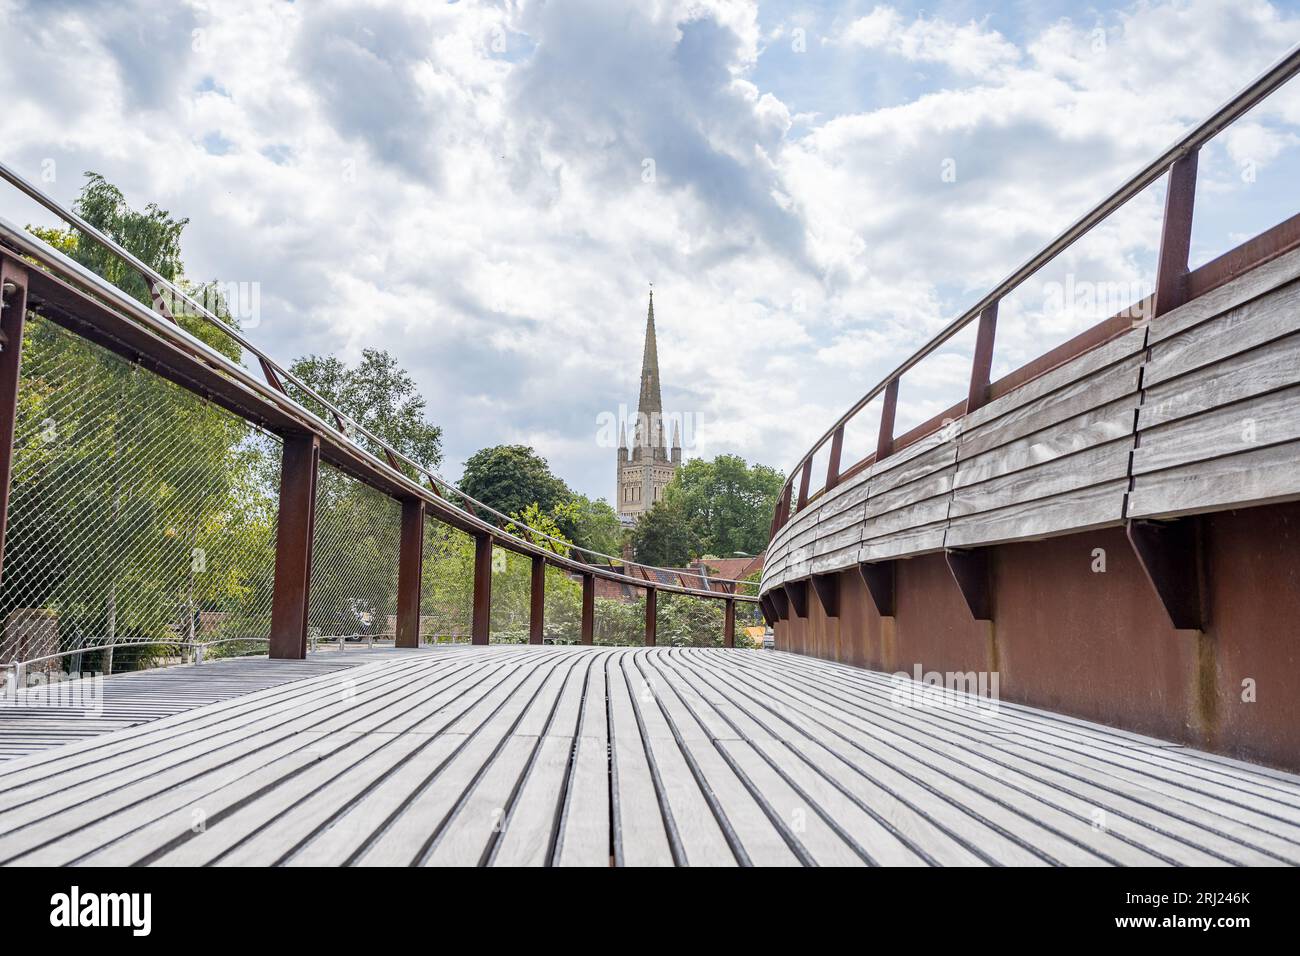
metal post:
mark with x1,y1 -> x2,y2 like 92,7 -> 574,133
581,574 -> 595,645
472,533 -> 492,645
825,426 -> 844,490
876,378 -> 899,462
645,588 -> 657,647
395,499 -> 425,649
966,301 -> 999,414
529,555 -> 545,645
269,434 -> 319,659
796,459 -> 812,510
0,257 -> 29,586
1153,150 -> 1200,318
724,598 -> 735,648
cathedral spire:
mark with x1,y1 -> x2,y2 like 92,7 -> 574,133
634,287 -> 663,450
637,288 -> 662,417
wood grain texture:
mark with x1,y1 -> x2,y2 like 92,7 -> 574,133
0,645 -> 1296,867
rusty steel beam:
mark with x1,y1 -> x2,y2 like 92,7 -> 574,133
269,434 -> 320,659
825,425 -> 845,491
529,555 -> 545,645
1127,518 -> 1204,630
581,574 -> 595,645
395,499 -> 424,649
1153,150 -> 1200,318
472,533 -> 493,645
0,257 -> 28,584
796,459 -> 812,510
966,301 -> 999,414
857,561 -> 896,618
645,587 -> 657,647
724,597 -> 736,648
758,594 -> 777,627
876,378 -> 899,462
811,573 -> 839,618
768,587 -> 790,621
945,548 -> 992,622
784,580 -> 809,619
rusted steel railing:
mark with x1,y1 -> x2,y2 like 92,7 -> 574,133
771,43 -> 1300,534
0,173 -> 758,677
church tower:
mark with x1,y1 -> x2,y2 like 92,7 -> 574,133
617,289 -> 682,525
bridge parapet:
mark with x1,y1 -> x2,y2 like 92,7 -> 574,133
761,47 -> 1300,771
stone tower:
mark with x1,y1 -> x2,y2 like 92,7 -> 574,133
617,290 -> 681,525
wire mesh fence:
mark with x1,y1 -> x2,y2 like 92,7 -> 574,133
420,520 -> 473,644
0,314 -> 281,678
309,462 -> 400,644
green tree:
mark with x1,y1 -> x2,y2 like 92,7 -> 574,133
566,493 -> 624,558
458,444 -> 570,522
290,350 -> 443,471
629,497 -> 696,566
10,175 -> 271,671
665,454 -> 784,557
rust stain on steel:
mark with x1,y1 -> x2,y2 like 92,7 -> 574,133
771,508 -> 1300,773
269,434 -> 320,659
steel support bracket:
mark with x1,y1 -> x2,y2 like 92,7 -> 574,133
767,588 -> 790,621
811,573 -> 839,618
857,560 -> 896,618
1127,518 -> 1204,630
945,548 -> 992,622
784,580 -> 809,619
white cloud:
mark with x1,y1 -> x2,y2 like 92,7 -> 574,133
0,0 -> 1298,502
842,5 -> 1020,77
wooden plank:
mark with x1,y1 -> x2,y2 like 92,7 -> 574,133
962,328 -> 1145,432
1139,331 -> 1300,430
605,650 -> 675,866
7,655 -> 525,865
1147,244 -> 1300,345
1127,439 -> 1300,519
945,478 -> 1127,550
1133,385 -> 1300,477
1144,279 -> 1300,387
553,650 -> 612,867
954,396 -> 1136,490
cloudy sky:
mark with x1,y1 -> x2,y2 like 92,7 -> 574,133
2,0 -> 1299,503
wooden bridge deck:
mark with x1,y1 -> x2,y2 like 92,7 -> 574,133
0,645 -> 1296,867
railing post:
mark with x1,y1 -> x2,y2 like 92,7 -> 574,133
966,301 -> 999,414
0,257 -> 29,585
645,588 -> 657,647
1153,149 -> 1200,318
876,378 -> 899,462
775,482 -> 792,530
796,459 -> 812,510
825,426 -> 844,490
269,434 -> 320,659
395,499 -> 424,649
581,574 -> 595,645
472,533 -> 493,645
724,598 -> 735,648
529,555 -> 545,645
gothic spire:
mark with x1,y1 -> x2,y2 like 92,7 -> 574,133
634,288 -> 663,450
637,289 -> 661,417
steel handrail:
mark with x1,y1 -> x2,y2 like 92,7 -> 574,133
780,42 -> 1300,487
0,159 -> 752,588
0,215 -> 757,599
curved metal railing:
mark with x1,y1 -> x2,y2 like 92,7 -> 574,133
771,42 -> 1300,534
0,166 -> 758,601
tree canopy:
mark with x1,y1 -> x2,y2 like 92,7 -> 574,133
290,349 -> 443,470
630,454 -> 783,566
